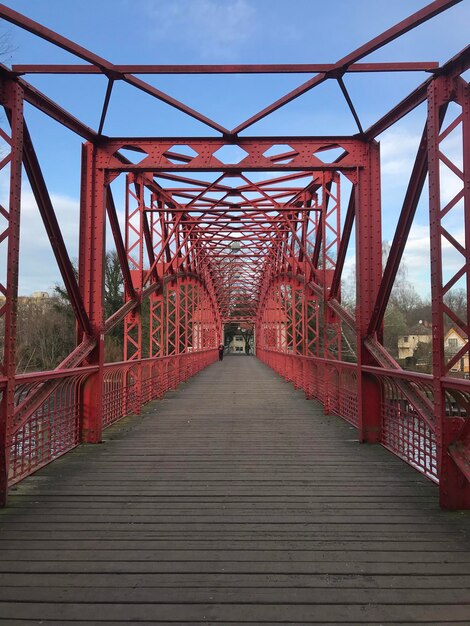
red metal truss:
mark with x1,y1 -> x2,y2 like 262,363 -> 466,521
427,74 -> 470,507
0,1 -> 469,510
0,80 -> 23,503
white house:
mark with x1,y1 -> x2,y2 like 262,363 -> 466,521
228,334 -> 247,354
444,327 -> 468,375
398,323 -> 432,360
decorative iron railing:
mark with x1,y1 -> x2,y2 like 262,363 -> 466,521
257,347 -> 470,485
6,349 -> 218,485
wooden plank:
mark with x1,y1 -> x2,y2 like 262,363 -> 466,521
2,587 -> 470,604
0,619 -> 462,626
0,534 -> 468,544
0,602 -> 470,622
2,548 -> 470,563
1,560 -> 470,574
0,572 -> 470,589
1,357 -> 470,624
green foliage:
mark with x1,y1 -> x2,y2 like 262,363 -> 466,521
223,323 -> 239,345
414,340 -> 432,370
383,305 -> 408,358
103,251 -> 125,347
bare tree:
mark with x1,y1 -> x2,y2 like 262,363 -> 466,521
53,251 -> 124,362
444,288 -> 467,327
382,242 -> 423,316
15,297 -> 75,372
0,30 -> 16,63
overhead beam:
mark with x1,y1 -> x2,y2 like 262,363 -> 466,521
0,4 -> 229,135
0,66 -> 97,141
230,0 -> 461,134
12,62 -> 440,75
365,44 -> 470,139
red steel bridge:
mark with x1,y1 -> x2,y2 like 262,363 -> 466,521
0,0 -> 469,519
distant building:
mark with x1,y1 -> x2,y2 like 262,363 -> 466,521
228,334 -> 247,354
444,327 -> 469,375
31,291 -> 50,300
0,291 -> 51,303
17,292 -> 53,311
398,322 -> 432,360
398,324 -> 468,376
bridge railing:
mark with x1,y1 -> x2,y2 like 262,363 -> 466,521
6,349 -> 218,486
257,348 -> 444,482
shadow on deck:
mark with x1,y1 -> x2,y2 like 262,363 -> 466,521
1,356 -> 470,624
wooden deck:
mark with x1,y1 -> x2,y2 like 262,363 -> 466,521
2,356 -> 470,624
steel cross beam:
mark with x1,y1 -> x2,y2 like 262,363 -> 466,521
12,62 -> 440,75
97,137 -> 365,172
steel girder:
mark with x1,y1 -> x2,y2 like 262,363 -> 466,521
0,80 -> 23,505
0,1 -> 469,508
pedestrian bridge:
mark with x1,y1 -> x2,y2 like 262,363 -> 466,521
1,2 -> 470,623
2,356 -> 470,625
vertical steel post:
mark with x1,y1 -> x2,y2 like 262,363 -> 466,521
165,284 -> 177,356
79,143 -> 106,443
149,207 -> 163,394
320,173 -> 342,410
150,291 -> 164,358
124,175 -> 144,413
322,173 -> 342,359
356,143 -> 383,443
428,76 -> 470,508
124,175 -> 143,362
174,279 -> 182,385
0,81 -> 23,506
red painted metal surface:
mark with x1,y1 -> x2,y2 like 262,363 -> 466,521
0,80 -> 23,505
0,1 -> 469,509
428,74 -> 470,507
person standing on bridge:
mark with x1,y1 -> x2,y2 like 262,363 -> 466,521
218,343 -> 225,361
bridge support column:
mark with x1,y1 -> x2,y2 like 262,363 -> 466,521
79,143 -> 105,443
356,143 -> 383,443
0,82 -> 23,506
124,175 -> 145,415
428,76 -> 470,509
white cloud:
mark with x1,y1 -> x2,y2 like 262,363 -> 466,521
401,223 -> 465,297
380,120 -> 464,199
19,189 -> 78,245
338,223 -> 465,301
144,0 -> 256,58
439,162 -> 464,209
16,188 -> 120,295
16,188 -> 80,294
0,167 -> 79,294
379,130 -> 422,177
378,118 -> 465,298
0,166 -> 125,295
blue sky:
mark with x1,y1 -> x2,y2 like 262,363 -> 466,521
0,0 -> 468,295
